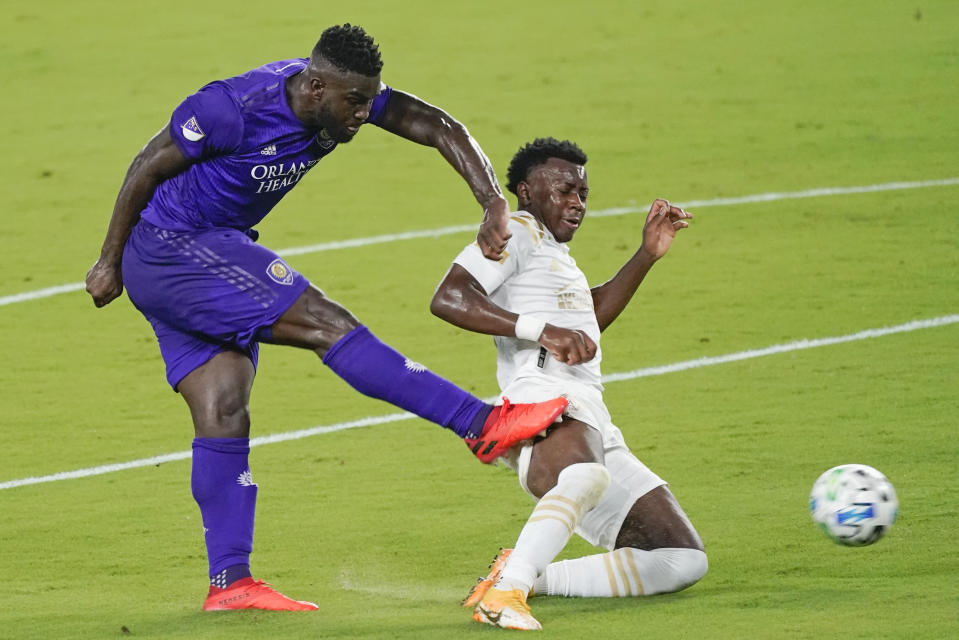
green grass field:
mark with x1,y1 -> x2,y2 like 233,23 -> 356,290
2,1 -> 958,638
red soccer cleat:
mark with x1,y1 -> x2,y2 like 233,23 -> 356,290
203,578 -> 318,611
466,397 -> 568,464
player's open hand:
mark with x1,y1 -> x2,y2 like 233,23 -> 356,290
477,197 -> 512,261
640,198 -> 692,261
85,259 -> 124,307
540,325 -> 597,365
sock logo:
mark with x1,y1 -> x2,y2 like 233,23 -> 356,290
403,358 -> 427,373
236,470 -> 257,487
212,569 -> 229,589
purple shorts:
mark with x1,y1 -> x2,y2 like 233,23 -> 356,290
123,221 -> 309,390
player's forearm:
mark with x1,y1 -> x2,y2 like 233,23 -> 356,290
380,91 -> 505,210
591,247 -> 658,331
97,163 -> 157,263
432,118 -> 504,210
97,127 -> 192,262
382,92 -> 508,259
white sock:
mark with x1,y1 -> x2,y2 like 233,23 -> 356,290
496,463 -> 610,594
533,547 -> 707,597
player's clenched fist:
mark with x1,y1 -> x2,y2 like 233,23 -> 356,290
539,325 -> 597,365
85,259 -> 124,307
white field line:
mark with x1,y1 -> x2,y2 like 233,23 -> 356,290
2,313 -> 956,491
3,177 -> 958,308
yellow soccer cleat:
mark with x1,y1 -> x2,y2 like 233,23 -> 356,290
473,587 -> 542,631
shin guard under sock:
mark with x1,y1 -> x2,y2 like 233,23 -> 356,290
322,325 -> 489,437
191,438 -> 257,578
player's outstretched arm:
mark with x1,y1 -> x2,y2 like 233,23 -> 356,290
374,90 -> 511,260
590,199 -> 692,331
86,126 -> 193,307
431,264 -> 596,365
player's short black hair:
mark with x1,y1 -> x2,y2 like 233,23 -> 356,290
506,137 -> 588,195
313,24 -> 383,76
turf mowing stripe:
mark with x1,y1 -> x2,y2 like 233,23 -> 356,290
2,177 -> 958,307
0,282 -> 87,306
601,314 -> 959,383
2,313 -> 956,491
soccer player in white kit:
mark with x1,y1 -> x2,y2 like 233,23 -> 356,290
431,138 -> 707,630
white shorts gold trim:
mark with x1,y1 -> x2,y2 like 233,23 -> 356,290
498,378 -> 666,550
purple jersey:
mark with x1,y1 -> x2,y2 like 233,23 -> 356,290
140,58 -> 393,232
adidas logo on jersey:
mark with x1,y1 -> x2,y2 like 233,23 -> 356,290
260,144 -> 277,156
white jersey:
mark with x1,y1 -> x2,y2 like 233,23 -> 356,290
454,212 -> 666,548
453,211 -> 604,394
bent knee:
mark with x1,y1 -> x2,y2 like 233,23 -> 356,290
675,548 -> 708,590
298,289 -> 359,346
188,389 -> 251,438
557,462 -> 611,512
652,547 -> 708,594
268,287 -> 360,352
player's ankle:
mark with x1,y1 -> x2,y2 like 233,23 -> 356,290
210,564 -> 253,591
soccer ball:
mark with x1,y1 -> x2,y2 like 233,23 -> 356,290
809,464 -> 898,546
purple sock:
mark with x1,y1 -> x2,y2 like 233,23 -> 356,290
210,564 -> 253,589
322,325 -> 492,438
191,438 -> 257,578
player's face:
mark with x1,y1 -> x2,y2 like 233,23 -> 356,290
315,70 -> 381,143
519,158 -> 588,243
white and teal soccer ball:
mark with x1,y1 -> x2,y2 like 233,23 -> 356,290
809,464 -> 898,546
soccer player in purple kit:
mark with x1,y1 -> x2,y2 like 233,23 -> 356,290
84,25 -> 567,612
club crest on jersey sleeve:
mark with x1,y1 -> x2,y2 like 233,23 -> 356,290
180,116 -> 205,142
266,259 -> 294,285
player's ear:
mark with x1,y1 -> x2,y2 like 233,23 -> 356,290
309,76 -> 326,97
516,181 -> 531,207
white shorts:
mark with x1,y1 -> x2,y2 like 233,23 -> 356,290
498,377 -> 666,550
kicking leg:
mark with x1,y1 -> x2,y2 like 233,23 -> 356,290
267,286 -> 567,462
179,351 -> 317,611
